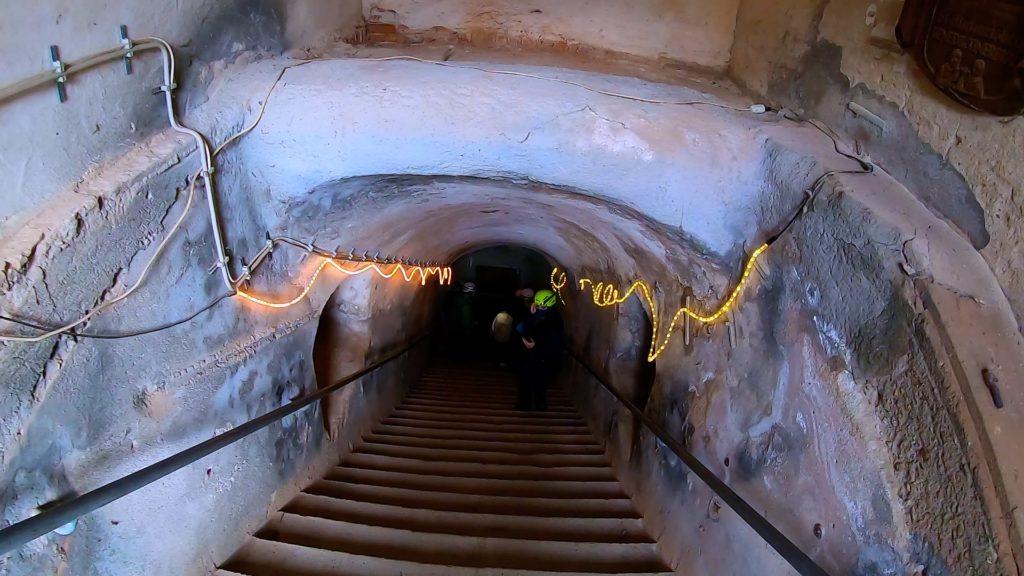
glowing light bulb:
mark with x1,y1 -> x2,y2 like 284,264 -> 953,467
552,243 -> 768,361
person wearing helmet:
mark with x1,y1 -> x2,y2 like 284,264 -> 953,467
515,289 -> 563,411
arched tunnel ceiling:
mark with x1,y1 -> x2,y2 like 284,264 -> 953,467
208,58 -> 850,258
267,175 -> 724,301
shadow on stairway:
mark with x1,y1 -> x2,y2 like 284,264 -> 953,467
218,365 -> 672,575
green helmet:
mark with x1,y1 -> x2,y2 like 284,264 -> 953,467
534,289 -> 557,309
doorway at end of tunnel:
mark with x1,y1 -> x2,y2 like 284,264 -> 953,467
436,245 -> 554,369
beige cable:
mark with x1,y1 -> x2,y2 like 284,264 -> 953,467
1,173 -> 199,342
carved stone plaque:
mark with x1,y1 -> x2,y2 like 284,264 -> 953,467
897,0 -> 1024,116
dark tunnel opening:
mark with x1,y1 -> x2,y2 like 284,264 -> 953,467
435,245 -> 555,366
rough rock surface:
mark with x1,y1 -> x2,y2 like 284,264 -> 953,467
731,0 -> 1024,331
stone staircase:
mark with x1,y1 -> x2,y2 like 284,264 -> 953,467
218,365 -> 671,575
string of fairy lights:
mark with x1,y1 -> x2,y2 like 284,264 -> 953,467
546,118 -> 873,363
236,257 -> 452,309
550,243 -> 770,362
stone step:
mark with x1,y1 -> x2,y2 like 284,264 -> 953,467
388,409 -> 584,427
281,493 -> 653,543
324,466 -> 624,499
221,538 -> 670,576
304,479 -> 639,518
254,513 -> 667,572
361,432 -> 605,456
394,403 -> 578,419
371,423 -> 598,446
401,396 -> 577,412
341,452 -> 616,482
381,416 -> 592,435
354,441 -> 608,467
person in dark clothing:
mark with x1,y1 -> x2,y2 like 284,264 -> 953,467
451,282 -> 479,362
491,287 -> 533,370
516,289 -> 563,411
513,288 -> 535,322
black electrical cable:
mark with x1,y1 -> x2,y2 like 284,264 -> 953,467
807,118 -> 875,172
0,292 -> 234,340
766,168 -> 870,246
764,117 -> 876,246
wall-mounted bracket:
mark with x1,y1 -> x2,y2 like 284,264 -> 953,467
683,293 -> 693,347
49,45 -> 67,103
848,101 -> 888,134
726,309 -> 737,349
119,25 -> 134,75
151,83 -> 177,96
239,259 -> 252,290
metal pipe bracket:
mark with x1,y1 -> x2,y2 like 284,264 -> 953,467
119,25 -> 134,75
49,45 -> 67,102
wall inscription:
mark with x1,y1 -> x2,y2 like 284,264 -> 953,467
898,0 -> 1024,116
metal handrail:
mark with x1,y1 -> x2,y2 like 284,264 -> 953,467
0,334 -> 428,555
564,347 -> 830,576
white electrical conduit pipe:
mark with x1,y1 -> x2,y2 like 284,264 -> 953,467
0,37 -> 235,343
0,38 -> 232,293
144,36 -> 233,291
